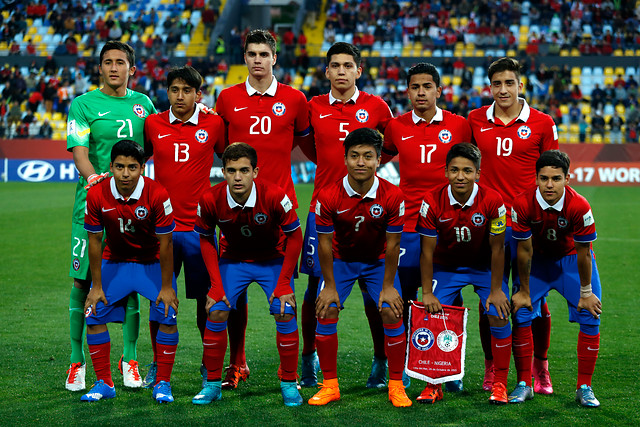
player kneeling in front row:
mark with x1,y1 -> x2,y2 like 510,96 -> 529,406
510,150 -> 602,407
310,128 -> 411,407
192,142 -> 304,407
82,140 -> 179,403
417,143 -> 513,405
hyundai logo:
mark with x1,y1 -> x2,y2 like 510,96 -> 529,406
17,160 -> 55,182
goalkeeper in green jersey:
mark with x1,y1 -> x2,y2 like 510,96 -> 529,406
65,41 -> 156,391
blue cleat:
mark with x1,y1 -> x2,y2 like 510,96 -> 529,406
575,384 -> 600,408
300,351 -> 320,387
192,380 -> 222,405
445,379 -> 464,392
281,381 -> 303,407
200,364 -> 208,388
142,362 -> 157,389
81,380 -> 116,402
509,381 -> 534,403
366,356 -> 388,389
153,381 -> 174,403
402,370 -> 411,388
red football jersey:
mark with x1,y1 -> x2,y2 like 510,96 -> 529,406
416,183 -> 506,269
194,179 -> 300,262
215,78 -> 310,208
84,176 -> 175,263
144,107 -> 225,231
383,108 -> 472,232
511,186 -> 596,258
307,89 -> 393,211
468,99 -> 558,225
316,175 -> 405,262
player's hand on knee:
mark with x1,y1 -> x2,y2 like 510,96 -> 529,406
510,291 -> 532,314
271,292 -> 296,316
487,291 -> 510,320
422,292 -> 442,314
316,288 -> 339,319
378,288 -> 403,318
84,172 -> 109,189
577,294 -> 602,319
85,288 -> 107,316
156,288 -> 179,317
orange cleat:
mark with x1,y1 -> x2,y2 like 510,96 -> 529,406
489,382 -> 508,405
221,364 -> 250,390
388,379 -> 412,407
308,378 -> 340,406
416,383 -> 443,404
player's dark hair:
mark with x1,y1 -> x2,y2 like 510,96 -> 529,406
111,140 -> 145,165
167,66 -> 203,91
343,127 -> 382,157
327,42 -> 361,67
407,62 -> 440,87
536,150 -> 570,175
487,57 -> 521,82
222,142 -> 258,169
100,40 -> 135,69
244,29 -> 277,55
446,143 -> 481,170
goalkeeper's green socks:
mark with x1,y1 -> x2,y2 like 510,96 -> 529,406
69,286 -> 89,364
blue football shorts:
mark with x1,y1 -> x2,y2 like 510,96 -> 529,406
173,230 -> 213,299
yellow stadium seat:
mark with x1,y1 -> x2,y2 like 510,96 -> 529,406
42,112 -> 52,121
571,48 -> 580,56
569,134 -> 580,143
558,132 -> 568,143
52,112 -> 62,121
581,104 -> 591,115
371,50 -> 380,57
441,75 -> 452,86
520,26 -> 529,35
452,76 -> 462,86
613,49 -> 624,56
571,76 -> 581,85
570,124 -> 580,134
33,34 -> 42,43
214,76 -> 224,85
454,42 -> 464,51
519,34 -> 528,44
474,49 -> 484,57
413,42 -> 422,51
560,104 -> 570,115
592,134 -> 603,143
459,17 -> 469,27
422,50 -> 431,57
450,18 -> 459,29
616,104 -> 626,115
604,67 -> 614,76
560,49 -> 569,56
615,67 -> 625,76
83,50 -> 92,57
121,33 -> 130,42
118,3 -> 128,11
627,49 -> 636,56
181,10 -> 191,19
506,49 -> 516,57
28,26 -> 37,35
370,67 -> 379,79
604,76 -> 614,86
571,67 -> 581,76
361,49 -> 370,57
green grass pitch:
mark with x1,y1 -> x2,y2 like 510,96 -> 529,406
1,182 -> 639,425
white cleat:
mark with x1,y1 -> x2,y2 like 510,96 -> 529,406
121,359 -> 143,388
65,362 -> 86,391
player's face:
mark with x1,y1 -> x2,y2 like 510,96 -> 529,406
168,78 -> 201,119
223,157 -> 258,203
99,49 -> 135,90
536,166 -> 569,206
345,144 -> 380,183
445,156 -> 479,199
490,70 -> 523,111
408,73 -> 442,114
244,43 -> 276,79
326,53 -> 362,91
110,155 -> 144,196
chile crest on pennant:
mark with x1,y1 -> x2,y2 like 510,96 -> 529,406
517,125 -> 532,139
272,102 -> 286,116
195,129 -> 209,143
133,104 -> 146,118
355,109 -> 369,123
412,327 -> 435,351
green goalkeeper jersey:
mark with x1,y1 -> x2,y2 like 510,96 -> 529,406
67,88 -> 157,223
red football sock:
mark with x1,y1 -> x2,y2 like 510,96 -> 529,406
365,302 -> 387,360
491,335 -> 512,387
88,341 -> 113,387
479,302 -> 493,360
532,301 -> 551,359
149,321 -> 159,363
227,302 -> 248,367
203,326 -> 227,381
156,343 -> 177,383
301,299 -> 317,355
277,331 -> 299,381
384,332 -> 406,381
577,331 -> 600,388
316,319 -> 339,380
512,326 -> 533,385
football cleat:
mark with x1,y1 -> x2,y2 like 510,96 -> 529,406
281,381 -> 303,407
308,378 -> 340,406
300,351 -> 320,387
153,380 -> 174,403
402,370 -> 411,388
388,379 -> 412,407
81,380 -> 116,402
532,357 -> 553,394
277,365 -> 301,390
192,380 -> 222,405
221,364 -> 250,390
416,384 -> 443,404
575,384 -> 600,408
200,363 -> 207,388
483,359 -> 495,391
508,381 -> 534,403
65,362 -> 86,391
489,382 -> 508,405
142,362 -> 157,389
445,379 -> 464,392
366,356 -> 388,389
119,357 -> 142,388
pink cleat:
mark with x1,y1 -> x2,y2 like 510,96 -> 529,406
483,359 -> 494,391
532,357 -> 553,395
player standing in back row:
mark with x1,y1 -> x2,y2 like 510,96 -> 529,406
467,57 -> 558,393
214,29 -> 310,390
65,41 -> 156,392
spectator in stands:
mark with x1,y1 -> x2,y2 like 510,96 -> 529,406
608,111 -> 624,144
591,84 -> 605,110
324,23 -> 336,44
7,100 -> 22,131
591,110 -> 606,139
614,74 -> 626,88
9,41 -> 20,55
54,41 -> 68,56
452,57 -> 466,77
27,90 -> 43,113
38,118 -> 53,139
569,84 -> 582,102
202,6 -> 216,40
627,120 -> 639,143
569,102 -> 581,124
26,38 -> 36,56
578,115 -> 588,143
615,84 -> 628,105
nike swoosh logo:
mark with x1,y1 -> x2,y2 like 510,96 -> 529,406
438,218 -> 453,222
279,343 -> 296,347
90,350 -> 100,355
587,346 -> 599,351
495,343 -> 510,348
387,341 -> 403,347
234,107 -> 248,111
401,135 -> 414,140
337,209 -> 350,214
480,127 -> 493,132
158,134 -> 171,139
98,111 -> 110,117
531,220 -> 543,224
163,350 -> 176,355
513,343 -> 529,347
319,113 -> 332,118
203,342 -> 217,346
219,219 -> 232,223
172,314 -> 177,319
102,207 -> 116,212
